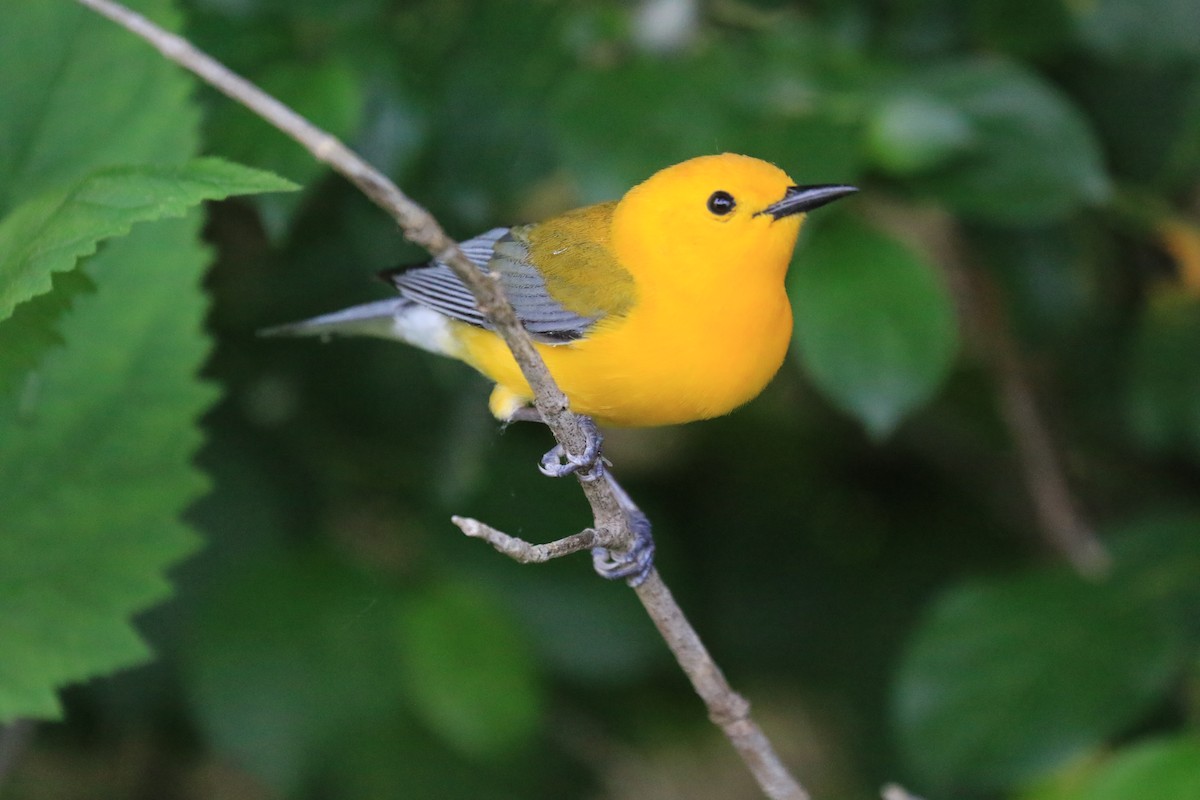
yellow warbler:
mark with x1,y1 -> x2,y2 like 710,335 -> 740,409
270,153 -> 856,428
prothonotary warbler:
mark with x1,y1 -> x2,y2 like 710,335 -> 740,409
269,153 -> 856,429
267,153 -> 855,583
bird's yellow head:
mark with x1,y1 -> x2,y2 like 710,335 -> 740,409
611,153 -> 856,290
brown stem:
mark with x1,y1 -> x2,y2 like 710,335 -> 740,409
955,263 -> 1110,576
452,517 -> 610,563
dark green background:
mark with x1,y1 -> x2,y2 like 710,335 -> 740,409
2,0 -> 1199,798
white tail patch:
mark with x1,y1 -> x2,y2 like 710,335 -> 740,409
263,299 -> 459,358
390,303 -> 459,357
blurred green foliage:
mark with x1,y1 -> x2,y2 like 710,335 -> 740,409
1,0 -> 1199,799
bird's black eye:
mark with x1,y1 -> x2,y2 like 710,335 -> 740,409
707,190 -> 736,216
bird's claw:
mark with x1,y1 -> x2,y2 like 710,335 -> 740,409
533,416 -> 656,585
591,490 -> 655,586
592,541 -> 655,586
538,417 -> 605,481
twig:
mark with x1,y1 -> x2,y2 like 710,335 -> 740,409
452,516 -> 609,563
954,263 -> 1110,576
74,1 -> 812,797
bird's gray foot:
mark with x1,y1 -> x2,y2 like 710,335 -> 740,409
591,472 -> 655,586
538,416 -> 605,481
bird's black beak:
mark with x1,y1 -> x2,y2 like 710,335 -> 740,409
761,184 -> 858,220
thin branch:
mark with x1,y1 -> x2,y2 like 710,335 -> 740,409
74,1 -> 812,797
452,516 -> 608,563
954,262 -> 1110,576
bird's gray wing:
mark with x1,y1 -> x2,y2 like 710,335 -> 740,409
379,227 -> 602,343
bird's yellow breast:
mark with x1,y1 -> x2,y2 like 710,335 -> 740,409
455,231 -> 797,426
454,297 -> 793,427
454,153 -> 806,426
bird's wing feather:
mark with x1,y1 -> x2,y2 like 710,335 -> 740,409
380,226 -> 610,343
380,228 -> 503,329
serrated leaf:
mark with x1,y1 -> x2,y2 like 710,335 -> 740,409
0,215 -> 216,721
0,270 -> 95,396
0,0 -> 295,729
0,0 -> 197,213
399,581 -> 543,756
906,58 -> 1111,222
893,570 -> 1179,792
791,215 -> 958,438
0,158 -> 297,323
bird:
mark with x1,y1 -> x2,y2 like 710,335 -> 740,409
265,153 -> 856,581
268,153 -> 855,426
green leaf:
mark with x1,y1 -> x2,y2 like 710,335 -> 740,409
0,158 -> 297,324
904,58 -> 1111,223
0,269 -> 95,396
1071,0 -> 1200,66
0,215 -> 217,722
1124,298 -> 1200,457
399,581 -> 543,756
790,216 -> 958,438
1107,513 -> 1200,645
1077,737 -> 1200,800
0,0 -> 198,214
0,0 -> 252,725
893,570 -> 1179,792
867,92 -> 977,176
183,552 -> 414,792
1021,736 -> 1200,800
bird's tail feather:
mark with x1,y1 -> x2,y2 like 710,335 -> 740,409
259,299 -> 410,341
